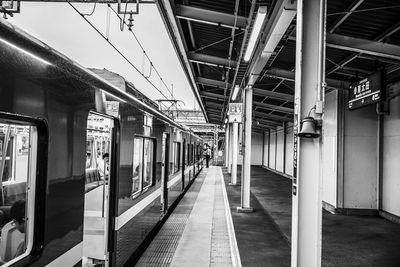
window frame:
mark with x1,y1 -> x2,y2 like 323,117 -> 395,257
131,134 -> 156,198
0,112 -> 47,266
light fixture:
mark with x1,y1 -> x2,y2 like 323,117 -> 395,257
0,37 -> 51,65
231,85 -> 240,101
243,6 -> 268,62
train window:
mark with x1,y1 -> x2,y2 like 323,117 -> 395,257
173,142 -> 180,173
132,137 -> 155,197
0,122 -> 36,265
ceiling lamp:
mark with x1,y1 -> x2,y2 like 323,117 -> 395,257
243,6 -> 268,62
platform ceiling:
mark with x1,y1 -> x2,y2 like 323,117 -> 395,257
157,0 -> 400,130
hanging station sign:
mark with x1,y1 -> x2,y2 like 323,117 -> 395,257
348,70 -> 386,110
228,103 -> 243,123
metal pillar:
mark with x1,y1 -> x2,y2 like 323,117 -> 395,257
228,123 -> 233,173
231,122 -> 238,184
238,87 -> 253,212
225,124 -> 230,167
291,0 -> 326,266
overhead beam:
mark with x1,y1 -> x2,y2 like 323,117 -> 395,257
253,88 -> 294,102
200,91 -> 227,100
326,21 -> 400,75
253,101 -> 293,114
196,77 -> 231,88
175,4 -> 247,29
254,118 -> 282,127
254,111 -> 293,122
263,68 -> 351,89
205,102 -> 223,109
188,52 -> 237,68
325,33 -> 400,61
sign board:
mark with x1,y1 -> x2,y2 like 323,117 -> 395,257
228,103 -> 243,123
348,70 -> 385,110
0,1 -> 20,13
105,101 -> 119,117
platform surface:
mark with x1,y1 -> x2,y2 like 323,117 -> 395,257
137,166 -> 238,267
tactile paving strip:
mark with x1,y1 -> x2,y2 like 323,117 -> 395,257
210,172 -> 233,267
136,172 -> 207,266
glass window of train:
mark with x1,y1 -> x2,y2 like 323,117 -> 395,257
132,138 -> 143,196
0,122 -> 37,265
142,139 -> 154,190
173,142 -> 180,173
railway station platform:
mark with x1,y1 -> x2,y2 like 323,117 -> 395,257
137,166 -> 400,266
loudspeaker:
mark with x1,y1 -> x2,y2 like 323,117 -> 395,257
298,117 -> 319,138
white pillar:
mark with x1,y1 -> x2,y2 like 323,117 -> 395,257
238,87 -> 253,212
231,122 -> 238,184
291,0 -> 326,266
225,124 -> 230,167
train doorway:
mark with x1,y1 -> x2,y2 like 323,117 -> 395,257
82,112 -> 114,267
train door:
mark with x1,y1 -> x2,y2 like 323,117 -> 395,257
181,138 -> 186,191
161,132 -> 169,212
82,112 -> 115,267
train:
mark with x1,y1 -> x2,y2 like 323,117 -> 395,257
0,18 -> 204,266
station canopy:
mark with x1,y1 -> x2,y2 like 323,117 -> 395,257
157,0 -> 400,130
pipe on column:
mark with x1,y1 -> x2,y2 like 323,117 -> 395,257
231,122 -> 238,184
225,125 -> 230,167
238,86 -> 253,212
228,124 -> 233,173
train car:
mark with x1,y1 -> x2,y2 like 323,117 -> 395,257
0,18 -> 203,266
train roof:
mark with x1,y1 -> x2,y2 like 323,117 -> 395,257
0,18 -> 193,133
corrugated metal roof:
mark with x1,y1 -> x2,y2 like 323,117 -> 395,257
166,0 -> 400,126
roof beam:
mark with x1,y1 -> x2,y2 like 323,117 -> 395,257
205,102 -> 223,109
201,91 -> 227,100
263,68 -> 351,89
188,52 -> 237,68
254,111 -> 293,122
326,33 -> 400,61
253,101 -> 293,114
175,4 -> 247,29
254,118 -> 282,127
196,77 -> 231,88
253,88 -> 294,102
326,21 -> 400,75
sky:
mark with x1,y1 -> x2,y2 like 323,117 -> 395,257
8,2 -> 199,110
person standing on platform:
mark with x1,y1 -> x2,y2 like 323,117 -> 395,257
205,145 -> 211,168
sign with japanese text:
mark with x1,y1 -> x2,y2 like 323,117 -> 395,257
228,103 -> 243,123
348,70 -> 385,110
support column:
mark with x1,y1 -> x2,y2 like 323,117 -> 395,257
225,124 -> 230,167
228,124 -> 233,173
238,86 -> 253,212
231,122 -> 238,184
291,0 -> 326,266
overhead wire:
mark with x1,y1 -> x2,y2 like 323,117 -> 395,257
65,0 -> 192,121
328,5 -> 400,16
107,4 -> 175,100
81,2 -> 97,17
107,3 -> 191,120
64,0 -> 170,100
